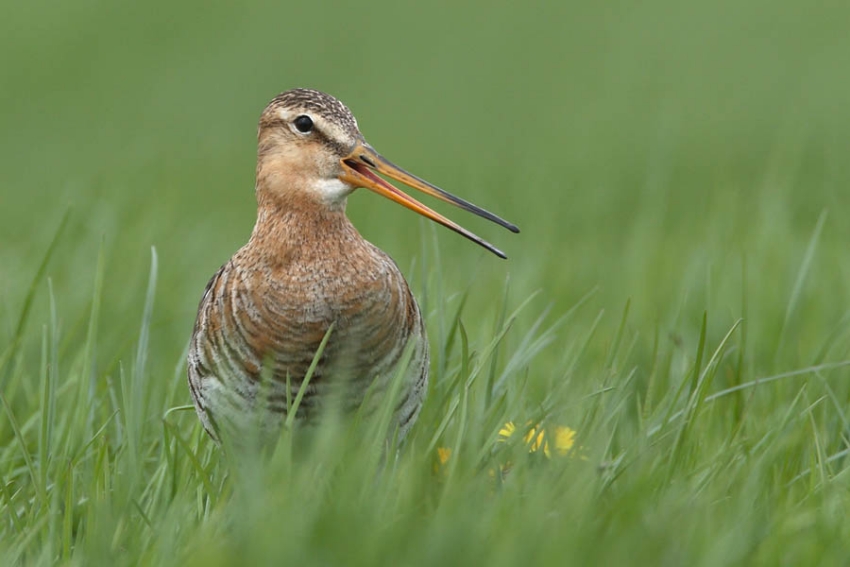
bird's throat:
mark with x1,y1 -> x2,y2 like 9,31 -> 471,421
249,191 -> 359,263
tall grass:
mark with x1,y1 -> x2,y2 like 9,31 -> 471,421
2,212 -> 850,564
3,0 -> 850,564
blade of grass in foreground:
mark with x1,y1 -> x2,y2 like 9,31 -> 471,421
119,247 -> 158,495
774,209 -> 827,364
646,360 -> 850,438
0,209 -> 69,379
668,317 -> 742,473
285,322 -> 336,430
35,278 -> 59,499
0,390 -> 45,506
81,240 -> 106,442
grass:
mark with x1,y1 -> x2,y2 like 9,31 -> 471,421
2,0 -> 850,564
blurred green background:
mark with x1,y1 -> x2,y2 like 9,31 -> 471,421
2,0 -> 850,561
3,0 -> 849,370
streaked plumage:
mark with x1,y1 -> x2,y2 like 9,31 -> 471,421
187,89 -> 517,444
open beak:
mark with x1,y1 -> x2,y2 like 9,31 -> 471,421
338,142 -> 519,259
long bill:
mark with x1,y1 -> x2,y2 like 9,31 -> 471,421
338,142 -> 519,259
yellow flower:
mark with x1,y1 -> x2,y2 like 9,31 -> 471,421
553,425 -> 577,456
498,422 -> 516,438
498,421 -> 578,459
434,420 -> 580,476
525,426 -> 548,456
433,446 -> 453,474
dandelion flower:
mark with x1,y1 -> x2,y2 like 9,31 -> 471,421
498,421 -> 578,459
498,422 -> 516,439
553,426 -> 577,456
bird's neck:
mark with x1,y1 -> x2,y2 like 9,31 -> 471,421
247,187 -> 361,262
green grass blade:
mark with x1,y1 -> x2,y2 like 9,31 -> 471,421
285,322 -> 335,430
0,209 -> 69,378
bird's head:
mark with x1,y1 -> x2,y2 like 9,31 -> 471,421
256,88 -> 518,258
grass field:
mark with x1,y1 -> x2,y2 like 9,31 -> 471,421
2,0 -> 850,564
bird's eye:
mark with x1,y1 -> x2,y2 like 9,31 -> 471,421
293,115 -> 314,133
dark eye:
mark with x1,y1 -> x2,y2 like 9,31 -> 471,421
293,115 -> 313,133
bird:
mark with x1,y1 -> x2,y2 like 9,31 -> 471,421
187,88 -> 518,446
